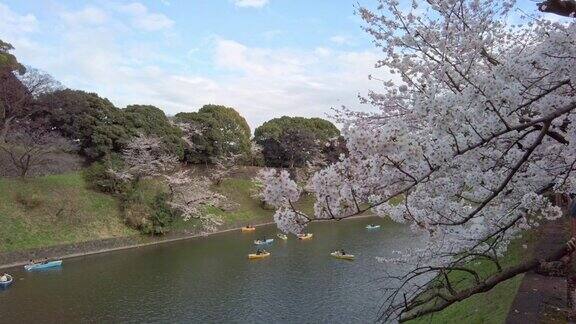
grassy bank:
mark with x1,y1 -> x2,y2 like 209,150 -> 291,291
0,170 -> 313,253
0,172 -> 137,253
408,232 -> 535,324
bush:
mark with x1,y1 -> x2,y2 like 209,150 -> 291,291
148,193 -> 176,234
84,160 -> 176,235
122,184 -> 174,235
83,160 -> 131,194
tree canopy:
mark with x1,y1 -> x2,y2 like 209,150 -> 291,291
39,89 -> 130,160
123,105 -> 184,159
0,40 -> 25,74
254,116 -> 339,143
253,116 -> 340,168
175,104 -> 251,163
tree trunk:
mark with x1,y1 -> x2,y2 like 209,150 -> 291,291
400,238 -> 575,321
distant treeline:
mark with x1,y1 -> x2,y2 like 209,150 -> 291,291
0,39 -> 346,172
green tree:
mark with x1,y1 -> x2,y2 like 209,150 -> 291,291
0,40 -> 25,74
175,104 -> 251,163
39,89 -> 131,160
123,105 -> 184,159
254,116 -> 340,168
0,40 -> 30,142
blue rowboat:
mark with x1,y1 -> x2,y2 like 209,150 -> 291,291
0,274 -> 13,289
24,260 -> 62,271
366,224 -> 381,230
254,239 -> 274,245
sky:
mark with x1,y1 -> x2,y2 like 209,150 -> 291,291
0,0 -> 386,130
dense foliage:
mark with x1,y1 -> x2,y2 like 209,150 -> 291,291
39,90 -> 130,160
0,40 -> 24,74
253,116 -> 340,168
83,159 -> 131,195
175,104 -> 251,163
0,43 -> 34,143
123,105 -> 184,159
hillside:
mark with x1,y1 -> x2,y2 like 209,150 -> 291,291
0,167 -> 311,253
0,172 -> 137,252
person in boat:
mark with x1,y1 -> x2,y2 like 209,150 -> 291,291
256,249 -> 262,255
340,249 -> 346,255
0,273 -> 8,282
41,257 -> 49,264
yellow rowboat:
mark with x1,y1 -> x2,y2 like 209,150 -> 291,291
241,226 -> 256,232
248,251 -> 270,259
277,233 -> 288,240
297,233 -> 313,240
331,251 -> 355,260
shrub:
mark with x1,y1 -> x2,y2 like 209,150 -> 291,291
122,185 -> 174,235
148,193 -> 176,234
83,160 -> 131,195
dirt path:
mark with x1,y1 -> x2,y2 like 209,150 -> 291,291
506,219 -> 568,323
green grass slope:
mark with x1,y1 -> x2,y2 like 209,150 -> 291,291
0,172 -> 137,253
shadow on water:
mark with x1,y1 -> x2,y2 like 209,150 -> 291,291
0,217 -> 421,323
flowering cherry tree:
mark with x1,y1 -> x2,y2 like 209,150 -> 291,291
111,135 -> 178,181
208,153 -> 241,186
113,136 -> 224,229
261,0 -> 576,321
164,170 -> 224,231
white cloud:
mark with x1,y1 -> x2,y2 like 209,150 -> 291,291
233,0 -> 269,8
206,38 -> 383,127
0,3 -> 41,64
119,2 -> 174,31
0,3 -> 38,34
61,6 -> 107,26
1,3 -> 386,130
329,35 -> 351,45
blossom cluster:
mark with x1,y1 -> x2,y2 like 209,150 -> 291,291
258,168 -> 300,208
260,0 -> 576,318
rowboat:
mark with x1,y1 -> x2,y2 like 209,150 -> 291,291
366,224 -> 381,230
277,233 -> 288,240
254,239 -> 274,245
331,251 -> 355,260
297,233 -> 313,240
241,226 -> 256,232
248,251 -> 270,259
25,260 -> 63,271
0,274 -> 13,289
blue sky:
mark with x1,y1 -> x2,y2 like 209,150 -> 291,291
0,0 -> 383,129
0,1 -> 563,129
